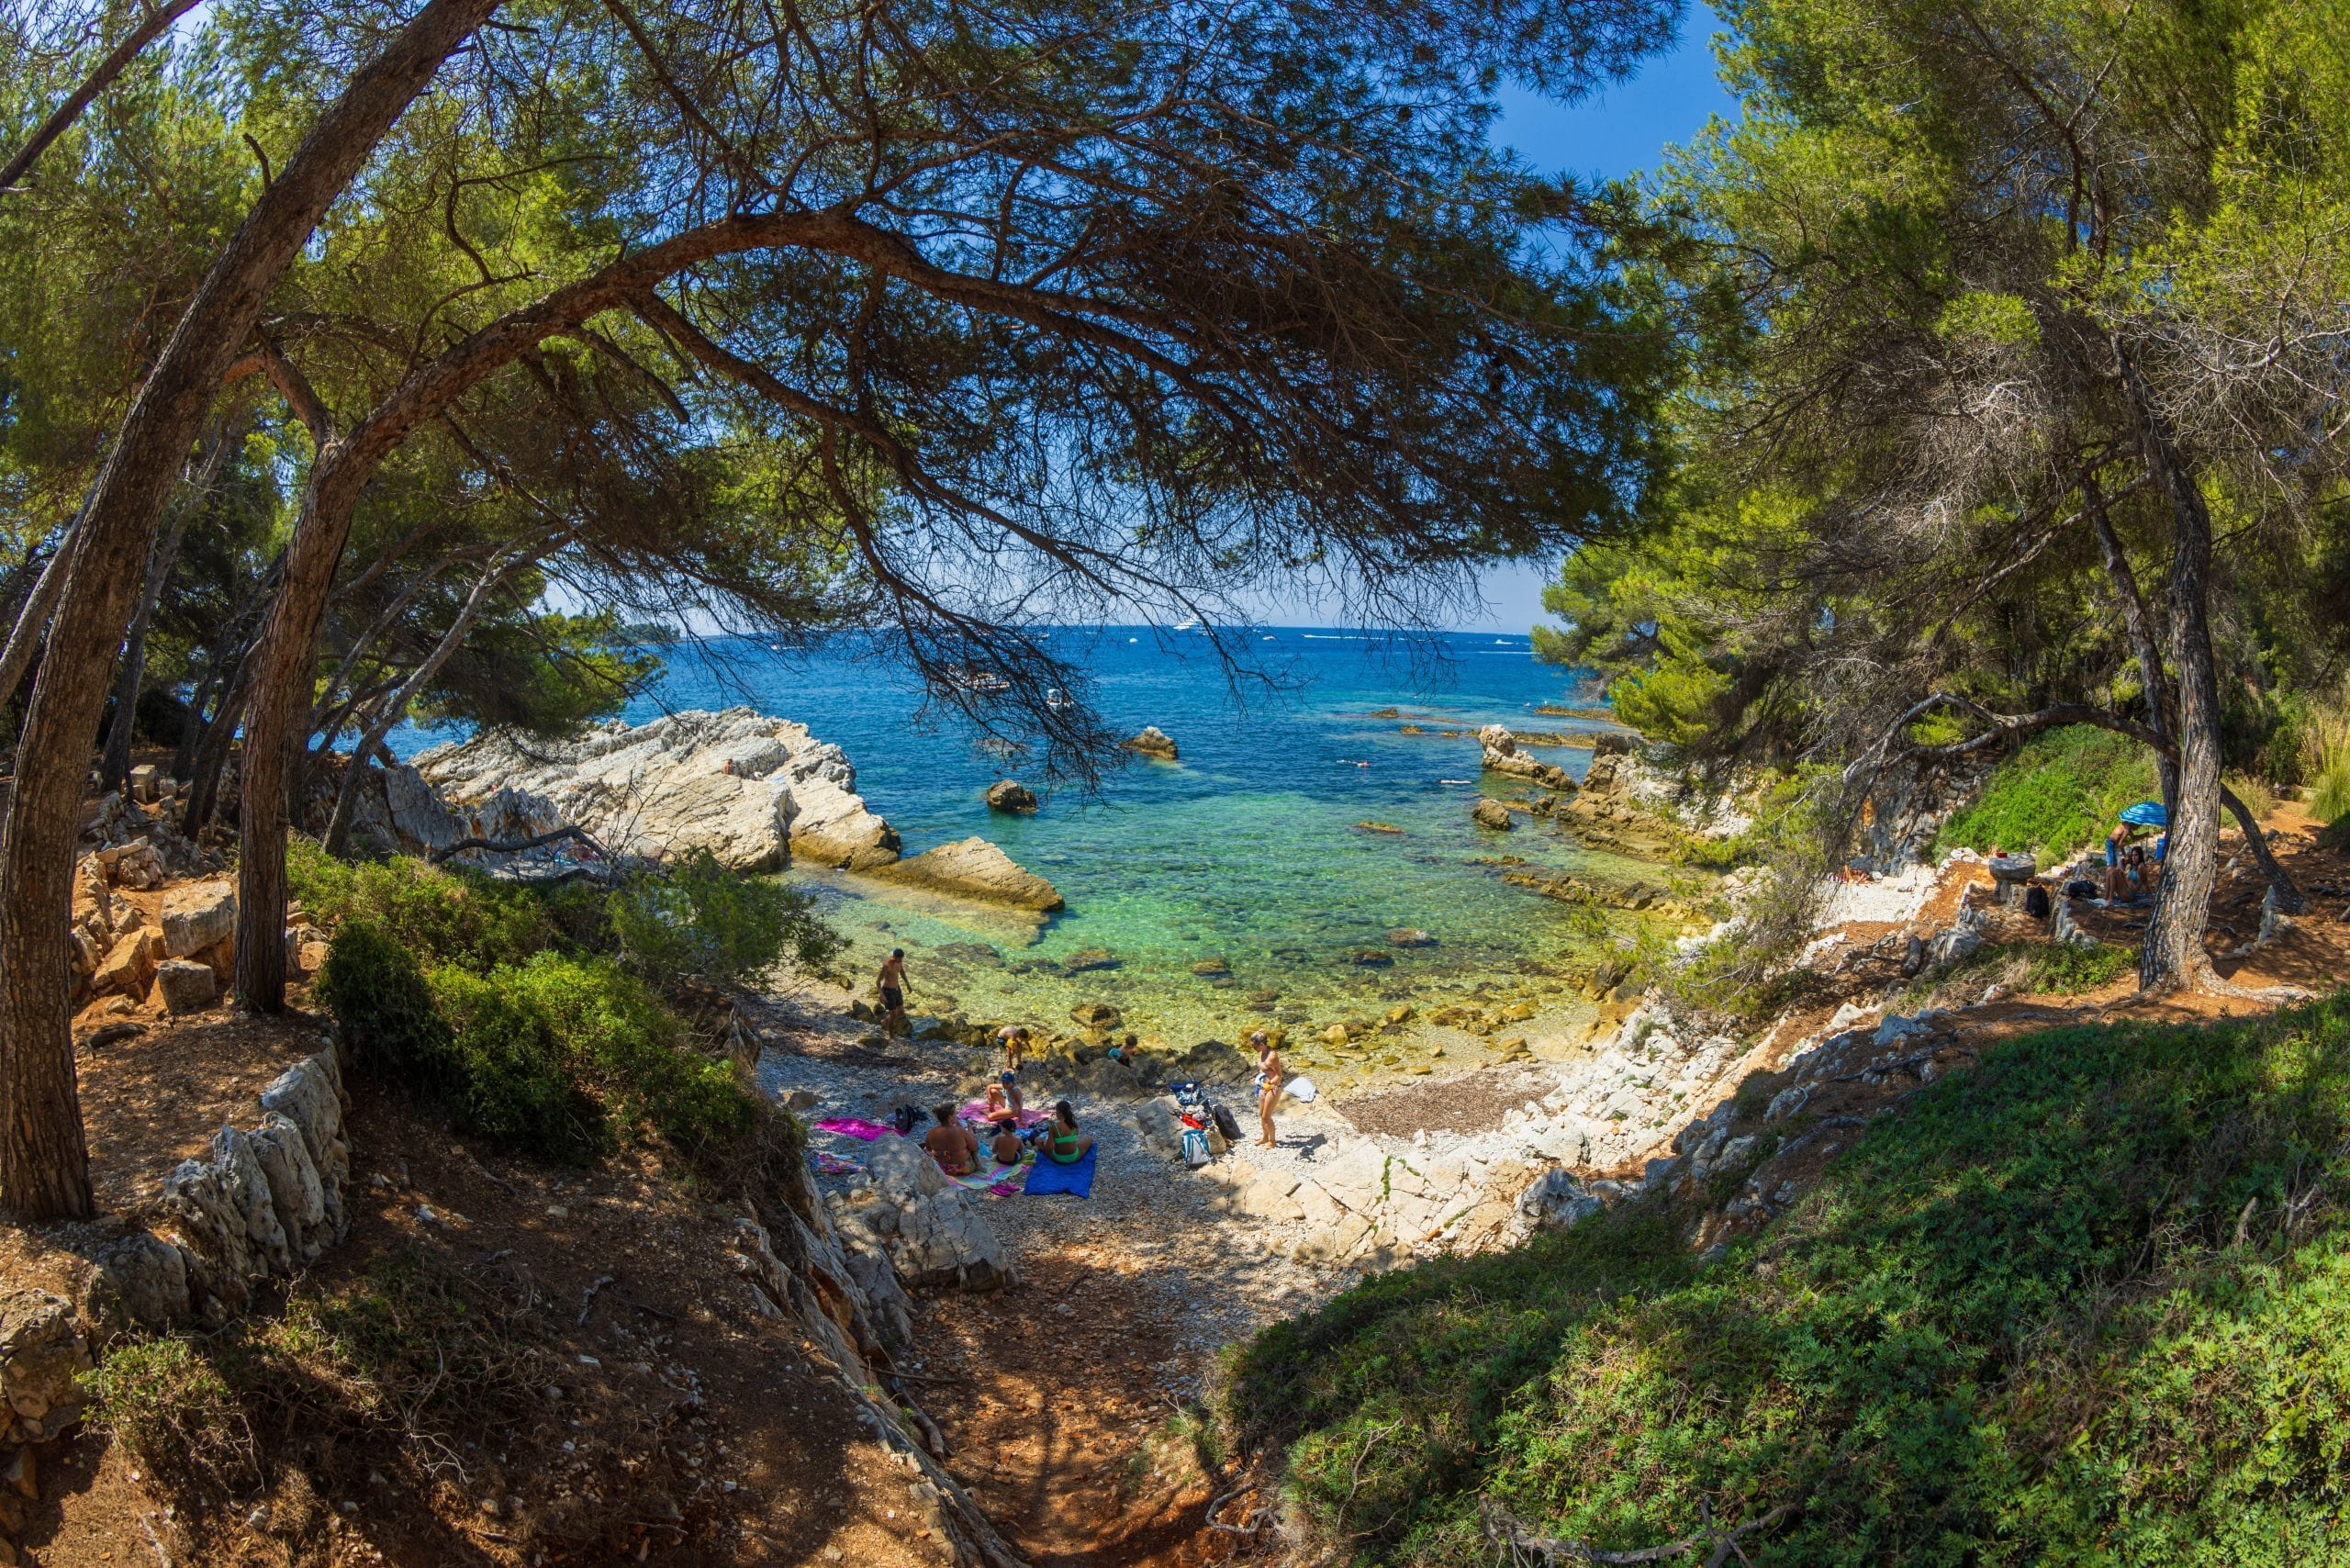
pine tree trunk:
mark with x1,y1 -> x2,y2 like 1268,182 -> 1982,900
99,443 -> 214,792
2120,353 -> 2224,993
0,0 -> 499,1215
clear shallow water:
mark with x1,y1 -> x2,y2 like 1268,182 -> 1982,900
397,627 -> 1660,1070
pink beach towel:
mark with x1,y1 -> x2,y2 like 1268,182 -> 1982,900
960,1102 -> 1050,1128
812,1116 -> 898,1142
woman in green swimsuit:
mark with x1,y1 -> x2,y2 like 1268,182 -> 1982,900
1042,1101 -> 1093,1164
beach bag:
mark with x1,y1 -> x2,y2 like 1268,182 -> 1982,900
2023,885 -> 2051,920
890,1104 -> 922,1137
2066,879 -> 2099,900
1212,1103 -> 1242,1142
1181,1126 -> 1212,1168
1284,1075 -> 1318,1104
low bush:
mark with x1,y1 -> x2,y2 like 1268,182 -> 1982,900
428,967 -> 603,1159
498,953 -> 755,1151
84,1252 -> 548,1510
290,840 -> 556,971
1227,996 -> 2350,1565
1934,724 -> 2159,862
313,919 -> 453,1081
609,847 -> 842,985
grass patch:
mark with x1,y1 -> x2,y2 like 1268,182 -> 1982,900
84,1252 -> 548,1507
1226,995 -> 2350,1565
1934,724 -> 2159,862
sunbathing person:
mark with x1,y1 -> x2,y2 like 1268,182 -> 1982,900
980,1081 -> 1020,1126
922,1103 -> 979,1176
1041,1101 -> 1093,1164
990,1124 -> 1026,1167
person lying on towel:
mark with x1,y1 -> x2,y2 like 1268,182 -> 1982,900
923,1103 -> 979,1176
1042,1101 -> 1093,1164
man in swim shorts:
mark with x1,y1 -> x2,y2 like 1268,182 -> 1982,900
878,949 -> 910,1036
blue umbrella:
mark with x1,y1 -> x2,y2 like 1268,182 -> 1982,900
2119,801 -> 2167,827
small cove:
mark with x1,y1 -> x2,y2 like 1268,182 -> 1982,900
397,626 -> 1678,1082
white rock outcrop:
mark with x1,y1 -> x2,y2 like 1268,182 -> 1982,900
416,707 -> 901,871
850,1134 -> 1018,1293
867,836 -> 1064,912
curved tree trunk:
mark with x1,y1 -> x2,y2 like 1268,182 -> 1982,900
321,543 -> 537,856
99,432 -> 221,792
0,0 -> 499,1215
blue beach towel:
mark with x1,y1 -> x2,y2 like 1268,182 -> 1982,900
1024,1146 -> 1098,1198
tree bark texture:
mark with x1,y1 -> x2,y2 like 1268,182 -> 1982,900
2120,352 -> 2225,993
235,207 -> 843,1010
0,0 -> 499,1218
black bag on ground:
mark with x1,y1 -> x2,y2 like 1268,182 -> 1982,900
890,1103 -> 923,1136
2023,884 -> 2051,919
2066,879 -> 2100,900
1212,1103 -> 1242,1142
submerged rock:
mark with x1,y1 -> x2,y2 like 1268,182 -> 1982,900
868,836 -> 1064,912
1124,725 -> 1180,760
416,707 -> 901,871
983,778 -> 1038,813
1059,947 -> 1120,973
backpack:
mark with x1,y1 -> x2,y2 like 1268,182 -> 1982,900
2023,884 -> 2051,920
890,1104 -> 923,1137
1212,1103 -> 1242,1143
1181,1126 -> 1212,1168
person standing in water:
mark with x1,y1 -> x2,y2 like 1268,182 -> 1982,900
1251,1030 -> 1283,1149
877,949 -> 910,1036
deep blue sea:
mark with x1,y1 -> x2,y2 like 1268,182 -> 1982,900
397,627 -> 1653,1072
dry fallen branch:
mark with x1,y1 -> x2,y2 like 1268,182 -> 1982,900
1481,1496 -> 1797,1568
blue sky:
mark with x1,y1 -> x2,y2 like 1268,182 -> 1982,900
1452,4 -> 1737,633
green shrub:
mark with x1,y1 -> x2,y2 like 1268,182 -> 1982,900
1228,996 -> 2350,1566
313,919 -> 453,1082
83,1336 -> 261,1495
84,1253 -> 547,1507
290,840 -> 557,970
428,966 -> 602,1159
1934,725 -> 2160,861
500,952 -> 755,1150
2025,939 -> 2135,992
609,848 -> 842,985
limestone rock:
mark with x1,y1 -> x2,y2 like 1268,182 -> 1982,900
92,928 -> 161,997
1124,726 -> 1179,760
863,1135 -> 1014,1291
161,880 -> 236,958
983,779 -> 1038,813
1479,723 -> 1572,789
0,1289 -> 91,1441
1515,1170 -> 1602,1234
1472,798 -> 1514,832
80,1232 -> 191,1336
156,958 -> 217,1014
416,707 -> 901,871
1070,1002 -> 1123,1029
870,837 -> 1063,912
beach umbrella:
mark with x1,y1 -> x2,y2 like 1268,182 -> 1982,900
2119,801 -> 2167,827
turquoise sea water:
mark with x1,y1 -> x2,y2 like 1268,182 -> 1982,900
398,627 -> 1666,1077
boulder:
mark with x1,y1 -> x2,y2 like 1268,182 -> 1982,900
416,708 -> 901,871
129,763 -> 165,803
1070,1002 -> 1124,1030
1060,947 -> 1120,973
92,928 -> 162,998
983,778 -> 1039,813
0,1289 -> 93,1442
1478,723 -> 1572,789
1124,726 -> 1179,760
155,958 -> 218,1015
1386,928 -> 1436,947
868,837 -> 1063,912
1515,1170 -> 1602,1233
863,1136 -> 1015,1291
161,880 -> 236,958
1472,798 -> 1514,832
